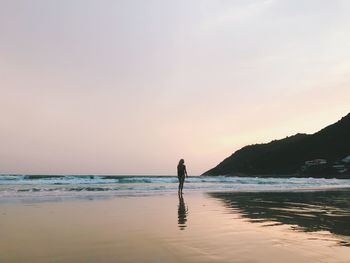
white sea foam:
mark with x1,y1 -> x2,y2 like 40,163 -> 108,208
0,175 -> 350,202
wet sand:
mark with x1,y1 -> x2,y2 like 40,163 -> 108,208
1,190 -> 350,262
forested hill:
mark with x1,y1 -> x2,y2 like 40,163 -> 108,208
202,113 -> 350,176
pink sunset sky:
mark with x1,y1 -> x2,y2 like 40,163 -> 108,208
1,0 -> 350,175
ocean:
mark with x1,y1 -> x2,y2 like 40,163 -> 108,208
1,175 -> 350,203
2,174 -> 350,262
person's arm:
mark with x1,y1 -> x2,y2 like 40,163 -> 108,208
185,166 -> 188,177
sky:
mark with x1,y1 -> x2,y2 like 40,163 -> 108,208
1,0 -> 350,175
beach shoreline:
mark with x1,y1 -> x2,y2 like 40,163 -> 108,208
1,188 -> 350,262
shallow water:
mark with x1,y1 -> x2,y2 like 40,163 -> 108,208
1,191 -> 350,262
2,175 -> 350,262
210,190 -> 350,242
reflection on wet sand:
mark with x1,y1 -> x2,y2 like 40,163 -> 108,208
178,194 -> 188,230
210,189 -> 350,245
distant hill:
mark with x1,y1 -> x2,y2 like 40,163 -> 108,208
202,113 -> 350,177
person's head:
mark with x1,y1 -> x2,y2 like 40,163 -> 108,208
179,159 -> 185,165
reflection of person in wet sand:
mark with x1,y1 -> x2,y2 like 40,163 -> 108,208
178,194 -> 188,230
177,159 -> 188,194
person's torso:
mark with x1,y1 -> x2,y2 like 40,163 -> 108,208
177,164 -> 186,176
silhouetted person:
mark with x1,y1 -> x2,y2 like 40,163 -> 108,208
177,159 -> 188,194
178,193 -> 188,230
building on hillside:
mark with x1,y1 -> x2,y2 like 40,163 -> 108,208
304,159 -> 327,167
301,159 -> 328,173
332,164 -> 347,173
342,155 -> 350,163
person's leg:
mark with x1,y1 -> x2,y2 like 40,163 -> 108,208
180,177 -> 184,193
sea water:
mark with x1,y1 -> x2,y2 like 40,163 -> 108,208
2,175 -> 350,262
1,175 -> 350,203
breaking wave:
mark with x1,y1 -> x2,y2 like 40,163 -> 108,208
1,175 -> 350,202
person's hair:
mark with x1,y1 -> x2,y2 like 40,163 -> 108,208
178,159 -> 184,165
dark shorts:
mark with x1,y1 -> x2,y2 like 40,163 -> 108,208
178,174 -> 185,182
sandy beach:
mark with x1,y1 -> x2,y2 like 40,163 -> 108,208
2,0 -> 350,261
1,187 -> 350,263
